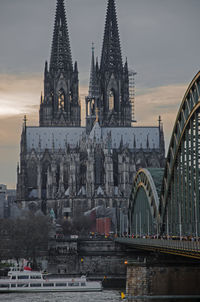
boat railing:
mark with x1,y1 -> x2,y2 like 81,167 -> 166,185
0,276 -> 9,280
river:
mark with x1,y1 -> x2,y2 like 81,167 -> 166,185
0,291 -> 199,302
0,290 -> 121,302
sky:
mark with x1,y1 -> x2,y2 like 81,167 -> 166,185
0,0 -> 200,188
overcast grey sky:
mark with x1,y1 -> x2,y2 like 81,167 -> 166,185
0,0 -> 200,188
0,0 -> 200,88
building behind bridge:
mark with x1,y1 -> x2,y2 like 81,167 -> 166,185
16,0 -> 165,219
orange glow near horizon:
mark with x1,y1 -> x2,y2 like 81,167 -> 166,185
0,73 -> 188,188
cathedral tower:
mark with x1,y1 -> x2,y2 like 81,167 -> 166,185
86,0 -> 131,131
40,0 -> 80,127
17,0 -> 165,220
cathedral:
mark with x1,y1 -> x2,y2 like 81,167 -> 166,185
17,0 -> 165,218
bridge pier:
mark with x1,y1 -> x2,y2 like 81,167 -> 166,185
126,261 -> 148,297
126,258 -> 200,299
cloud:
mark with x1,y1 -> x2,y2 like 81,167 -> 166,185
0,74 -> 88,188
0,73 -> 188,188
0,74 -> 42,188
135,84 -> 188,148
0,73 -> 89,121
0,74 -> 42,116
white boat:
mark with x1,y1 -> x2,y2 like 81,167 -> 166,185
0,267 -> 102,293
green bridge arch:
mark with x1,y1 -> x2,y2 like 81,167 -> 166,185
129,71 -> 200,237
129,168 -> 163,236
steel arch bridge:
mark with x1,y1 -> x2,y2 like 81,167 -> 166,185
129,168 -> 162,236
129,71 -> 200,238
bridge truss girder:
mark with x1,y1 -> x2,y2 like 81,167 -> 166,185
160,71 -> 200,237
129,169 -> 160,236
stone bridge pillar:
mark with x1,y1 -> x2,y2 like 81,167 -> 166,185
126,261 -> 148,298
126,258 -> 200,300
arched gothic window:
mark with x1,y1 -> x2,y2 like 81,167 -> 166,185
56,164 -> 60,192
91,98 -> 95,115
58,90 -> 65,110
94,150 -> 104,186
109,90 -> 114,111
27,160 -> 37,189
42,161 -> 50,198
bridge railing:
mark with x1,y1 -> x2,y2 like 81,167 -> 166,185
117,238 -> 200,252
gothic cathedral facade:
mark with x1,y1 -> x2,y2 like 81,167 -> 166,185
17,0 -> 165,218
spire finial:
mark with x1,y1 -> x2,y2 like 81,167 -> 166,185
146,134 -> 149,149
92,42 -> 95,53
158,116 -> 162,128
23,115 -> 27,128
39,135 -> 41,150
52,133 -> 55,150
41,92 -> 43,104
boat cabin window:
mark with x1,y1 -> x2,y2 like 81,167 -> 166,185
30,283 -> 41,287
43,283 -> 54,287
68,282 -> 79,286
11,284 -> 16,288
81,282 -> 86,286
11,276 -> 16,279
0,284 -> 9,288
17,284 -> 28,287
56,283 -> 67,287
18,275 -> 29,279
30,275 -> 41,279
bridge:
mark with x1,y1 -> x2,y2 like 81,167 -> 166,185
115,71 -> 200,298
118,71 -> 200,254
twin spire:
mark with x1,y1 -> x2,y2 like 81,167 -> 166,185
50,0 -> 122,75
42,0 -> 127,128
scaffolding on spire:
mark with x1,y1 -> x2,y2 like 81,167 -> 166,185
129,69 -> 137,124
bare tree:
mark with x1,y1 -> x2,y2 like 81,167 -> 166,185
60,215 -> 93,236
72,215 -> 93,235
0,219 -> 11,261
0,213 -> 50,268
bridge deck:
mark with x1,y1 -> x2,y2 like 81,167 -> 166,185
116,238 -> 200,259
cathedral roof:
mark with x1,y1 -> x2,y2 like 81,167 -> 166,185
26,125 -> 160,152
26,127 -> 85,151
102,127 -> 160,150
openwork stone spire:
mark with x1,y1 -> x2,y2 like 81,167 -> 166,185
40,0 -> 80,127
50,0 -> 73,74
88,43 -> 98,98
100,0 -> 123,72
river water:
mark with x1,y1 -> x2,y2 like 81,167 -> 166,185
0,291 -> 199,302
0,290 -> 121,302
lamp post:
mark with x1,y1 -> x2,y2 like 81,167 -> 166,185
179,203 -> 182,239
136,213 -> 138,237
194,196 -> 198,239
167,208 -> 169,239
147,210 -> 150,236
